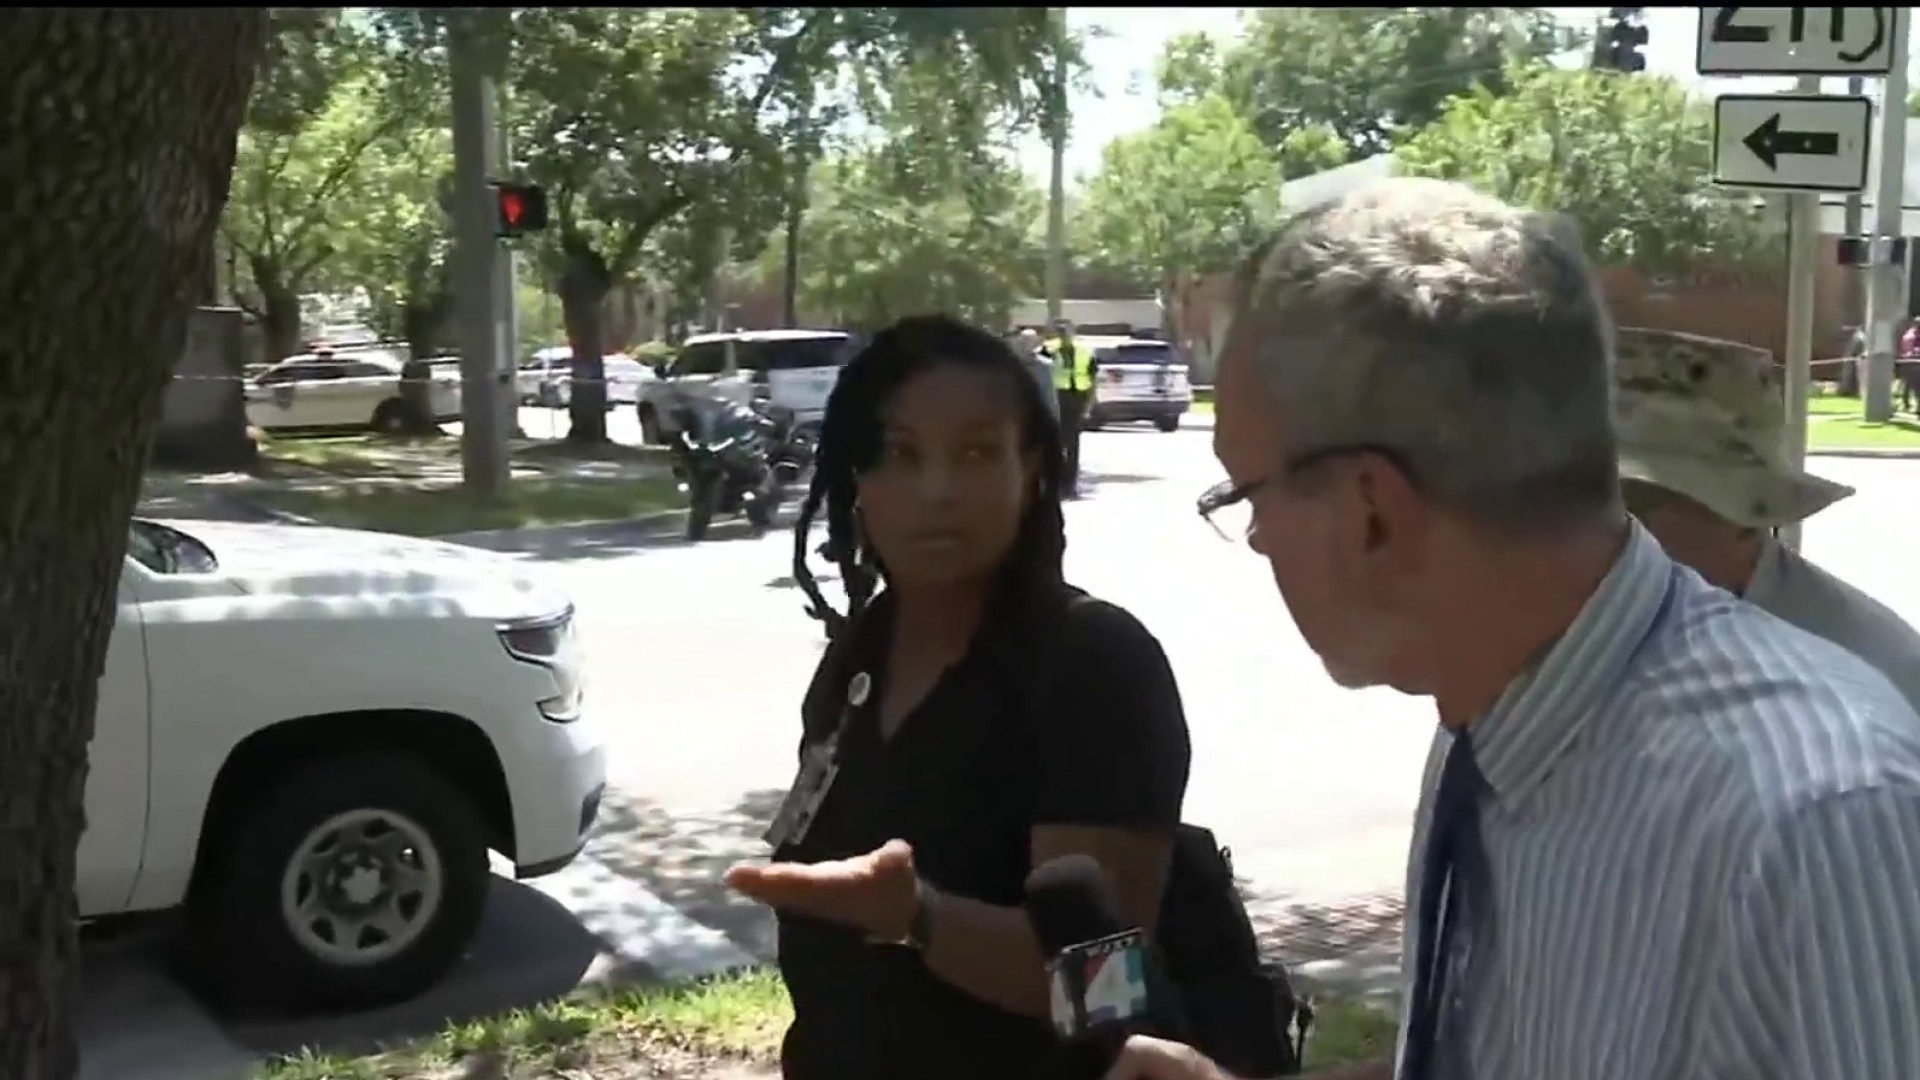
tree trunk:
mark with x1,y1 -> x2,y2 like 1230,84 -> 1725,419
782,189 -> 806,328
251,257 -> 303,364
559,237 -> 613,444
397,271 -> 451,437
0,12 -> 265,1080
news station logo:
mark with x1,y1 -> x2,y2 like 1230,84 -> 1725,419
1046,930 -> 1150,1036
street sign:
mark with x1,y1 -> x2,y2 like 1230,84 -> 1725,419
1697,7 -> 1896,75
1712,93 -> 1872,193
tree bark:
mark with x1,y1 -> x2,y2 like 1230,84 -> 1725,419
0,11 -> 265,1080
560,235 -> 613,444
398,265 -> 452,437
264,285 -> 302,362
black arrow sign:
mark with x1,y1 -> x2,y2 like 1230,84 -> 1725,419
1742,112 -> 1841,170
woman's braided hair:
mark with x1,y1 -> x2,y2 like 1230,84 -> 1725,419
793,314 -> 1067,642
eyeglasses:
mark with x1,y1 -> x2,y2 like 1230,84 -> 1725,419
1197,442 -> 1419,543
1197,475 -> 1270,542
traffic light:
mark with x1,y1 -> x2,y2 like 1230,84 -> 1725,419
492,181 -> 549,238
1598,7 -> 1649,73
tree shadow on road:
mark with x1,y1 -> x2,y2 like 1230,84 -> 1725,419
453,503 -> 809,563
584,788 -> 787,963
120,788 -> 791,1071
1071,469 -> 1160,502
196,880 -> 608,1061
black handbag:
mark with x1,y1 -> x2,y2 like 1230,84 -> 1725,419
1027,593 -> 1313,1076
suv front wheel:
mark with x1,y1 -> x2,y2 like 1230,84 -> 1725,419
186,751 -> 491,1010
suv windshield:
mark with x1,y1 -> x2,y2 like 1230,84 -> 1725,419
738,337 -> 853,374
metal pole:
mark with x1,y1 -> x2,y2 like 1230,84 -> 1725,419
451,13 -> 509,497
1780,75 -> 1823,552
1862,8 -> 1910,423
1043,7 -> 1068,327
1843,76 -> 1867,336
495,92 -> 522,441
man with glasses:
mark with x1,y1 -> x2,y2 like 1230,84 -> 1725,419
1106,177 -> 1920,1080
1612,326 -> 1920,711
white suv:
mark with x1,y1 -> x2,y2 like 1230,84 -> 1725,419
637,329 -> 855,444
91,518 -> 606,1009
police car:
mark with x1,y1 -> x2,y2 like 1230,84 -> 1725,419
1079,335 -> 1193,433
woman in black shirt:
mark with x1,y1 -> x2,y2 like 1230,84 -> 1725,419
725,314 -> 1192,1080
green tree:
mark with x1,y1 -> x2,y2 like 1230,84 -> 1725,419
1215,8 -> 1569,162
328,113 -> 456,432
508,7 -> 1065,443
774,150 -> 1043,330
1397,63 -> 1771,272
1154,31 -> 1224,108
223,11 -> 429,363
1077,93 -> 1281,334
0,12 -> 265,1077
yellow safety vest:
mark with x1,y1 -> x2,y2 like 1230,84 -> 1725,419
1048,338 -> 1093,392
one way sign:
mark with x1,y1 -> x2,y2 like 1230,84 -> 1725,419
1712,93 -> 1871,194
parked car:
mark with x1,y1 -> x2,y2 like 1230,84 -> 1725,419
91,517 -> 606,1009
1080,335 -> 1193,433
516,347 -> 653,409
636,329 -> 854,445
245,347 -> 461,433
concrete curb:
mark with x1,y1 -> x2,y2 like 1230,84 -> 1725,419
1806,447 -> 1920,460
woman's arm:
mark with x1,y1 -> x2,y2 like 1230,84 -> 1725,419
918,599 -> 1191,1017
917,825 -> 1175,1018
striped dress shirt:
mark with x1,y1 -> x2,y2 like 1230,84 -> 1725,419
1396,521 -> 1920,1080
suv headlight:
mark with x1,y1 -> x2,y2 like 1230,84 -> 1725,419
498,608 -> 582,722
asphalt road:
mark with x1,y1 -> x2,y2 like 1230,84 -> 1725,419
84,418 -> 1920,1078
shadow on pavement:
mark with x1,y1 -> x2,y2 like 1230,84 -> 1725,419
205,879 -> 603,1060
452,502 -> 809,562
1070,470 -> 1160,500
584,789 -> 788,962
80,787 -> 789,1076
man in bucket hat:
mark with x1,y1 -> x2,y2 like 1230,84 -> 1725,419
1614,326 -> 1920,708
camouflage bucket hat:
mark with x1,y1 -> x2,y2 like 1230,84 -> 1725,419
1613,326 -> 1855,528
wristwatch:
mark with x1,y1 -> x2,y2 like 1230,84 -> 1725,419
872,876 -> 937,951
903,876 -> 937,952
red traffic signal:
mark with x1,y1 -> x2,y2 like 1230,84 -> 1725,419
492,181 -> 549,238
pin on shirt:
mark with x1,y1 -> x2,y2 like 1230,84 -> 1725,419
848,671 -> 872,708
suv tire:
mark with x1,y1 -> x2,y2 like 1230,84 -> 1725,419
186,751 -> 490,1011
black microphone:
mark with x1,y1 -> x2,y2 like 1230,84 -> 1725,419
1023,855 -> 1185,1072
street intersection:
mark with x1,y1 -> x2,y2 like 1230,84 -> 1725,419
85,420 -> 1917,1078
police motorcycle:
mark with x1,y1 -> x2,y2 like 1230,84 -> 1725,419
667,397 -> 786,542
775,414 -> 821,484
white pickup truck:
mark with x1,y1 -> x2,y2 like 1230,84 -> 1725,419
92,518 -> 607,1009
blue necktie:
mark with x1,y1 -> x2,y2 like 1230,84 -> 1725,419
1400,730 -> 1491,1080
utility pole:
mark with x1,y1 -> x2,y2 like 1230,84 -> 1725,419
1862,8 -> 1910,423
1840,75 -> 1867,397
450,10 -> 510,498
1044,6 -> 1069,327
496,90 -> 522,441
1779,71 -> 1822,552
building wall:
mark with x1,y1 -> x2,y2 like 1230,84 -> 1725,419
1170,236 -> 1861,383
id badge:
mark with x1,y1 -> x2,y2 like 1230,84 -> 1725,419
762,738 -> 841,850
762,672 -> 869,850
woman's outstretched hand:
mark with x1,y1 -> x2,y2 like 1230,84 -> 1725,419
724,839 -> 920,941
1101,1036 -> 1235,1080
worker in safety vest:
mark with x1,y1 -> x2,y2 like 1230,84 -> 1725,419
1043,320 -> 1097,497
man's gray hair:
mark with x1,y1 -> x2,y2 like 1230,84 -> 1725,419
1241,177 -> 1620,535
